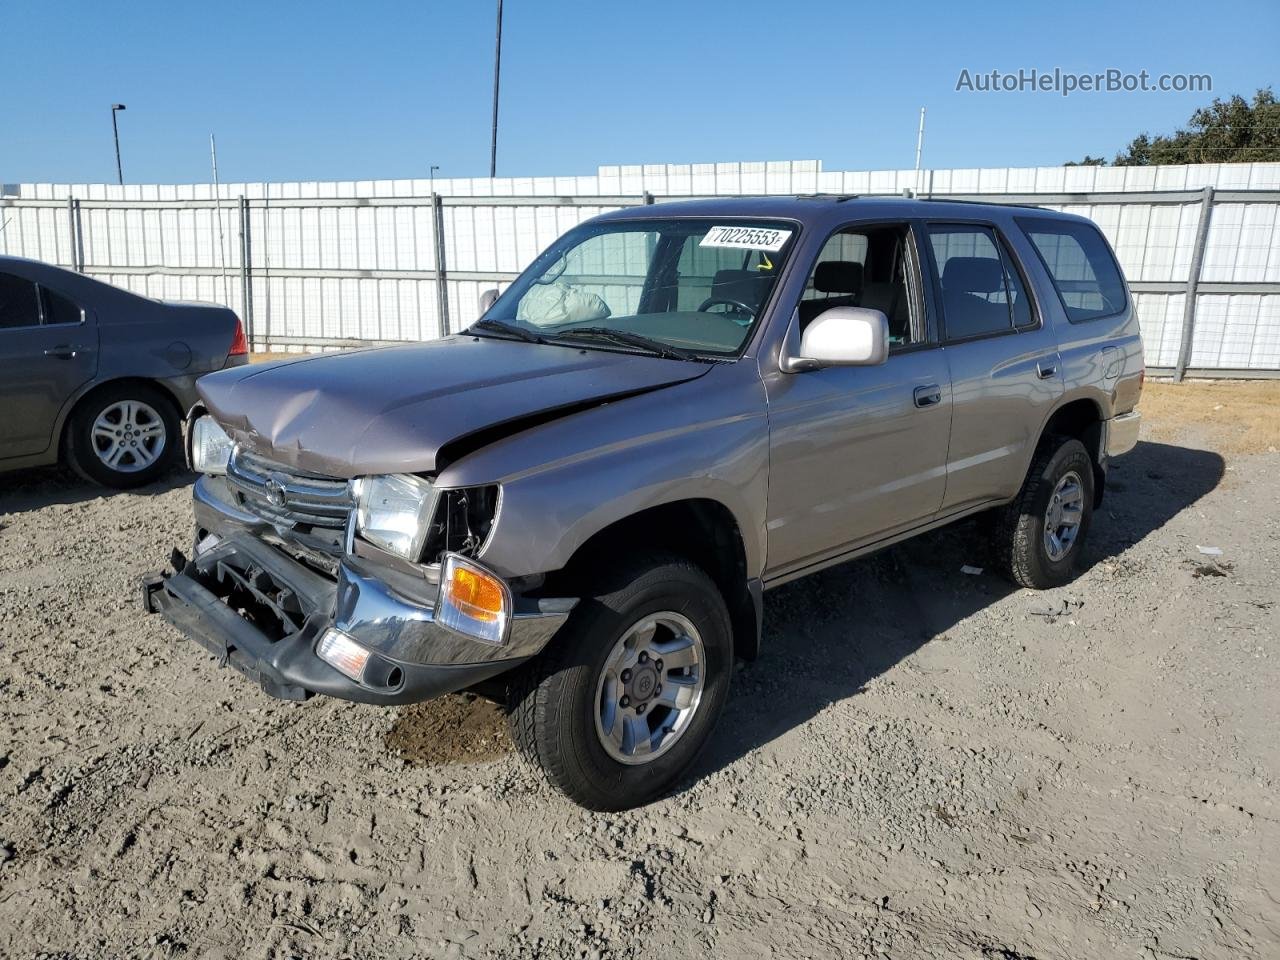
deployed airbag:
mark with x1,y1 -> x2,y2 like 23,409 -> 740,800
517,282 -> 611,327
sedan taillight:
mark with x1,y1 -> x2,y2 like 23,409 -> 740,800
229,316 -> 248,356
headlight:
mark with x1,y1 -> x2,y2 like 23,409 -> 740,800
190,416 -> 233,475
352,473 -> 438,561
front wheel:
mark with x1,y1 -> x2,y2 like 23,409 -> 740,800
507,553 -> 732,811
994,435 -> 1095,589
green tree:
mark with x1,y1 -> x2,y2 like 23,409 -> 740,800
1111,88 -> 1280,165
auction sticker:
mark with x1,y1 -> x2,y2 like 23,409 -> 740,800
700,225 -> 792,252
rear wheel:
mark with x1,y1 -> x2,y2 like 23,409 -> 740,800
508,552 -> 732,811
67,383 -> 180,488
994,436 -> 1095,589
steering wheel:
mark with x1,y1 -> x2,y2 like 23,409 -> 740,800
697,297 -> 756,322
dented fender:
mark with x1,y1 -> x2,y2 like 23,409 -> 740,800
438,362 -> 771,580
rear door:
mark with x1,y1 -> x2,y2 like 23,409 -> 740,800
923,221 -> 1063,510
765,221 -> 953,577
0,271 -> 98,461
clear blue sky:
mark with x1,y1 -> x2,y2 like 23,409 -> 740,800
2,0 -> 1275,184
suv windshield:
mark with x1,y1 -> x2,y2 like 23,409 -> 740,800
474,218 -> 797,358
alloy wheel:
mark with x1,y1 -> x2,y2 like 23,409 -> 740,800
593,611 -> 706,765
91,400 -> 167,473
1043,470 -> 1085,562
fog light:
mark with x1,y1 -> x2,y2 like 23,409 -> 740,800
316,628 -> 371,681
438,554 -> 510,645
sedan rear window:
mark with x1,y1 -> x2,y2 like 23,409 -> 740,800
1017,218 -> 1127,323
42,287 -> 84,325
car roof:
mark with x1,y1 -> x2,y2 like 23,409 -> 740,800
596,194 -> 1091,230
0,254 -> 79,275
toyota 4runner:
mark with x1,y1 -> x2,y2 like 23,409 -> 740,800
143,196 -> 1143,810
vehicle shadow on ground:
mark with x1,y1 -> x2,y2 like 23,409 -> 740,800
0,465 -> 193,518
694,440 -> 1225,779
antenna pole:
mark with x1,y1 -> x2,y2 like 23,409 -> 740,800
914,107 -> 926,196
210,134 -> 231,306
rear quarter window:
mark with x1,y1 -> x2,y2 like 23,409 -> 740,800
1017,217 -> 1127,323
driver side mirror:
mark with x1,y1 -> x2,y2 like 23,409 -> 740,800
781,306 -> 889,372
478,288 -> 499,316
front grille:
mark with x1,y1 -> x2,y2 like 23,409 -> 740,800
226,448 -> 352,532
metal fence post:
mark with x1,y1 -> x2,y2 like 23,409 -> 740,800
431,193 -> 451,335
64,195 -> 85,272
66,195 -> 78,271
74,198 -> 84,272
238,195 -> 254,347
1174,185 -> 1215,382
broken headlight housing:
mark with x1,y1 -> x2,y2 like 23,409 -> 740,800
350,477 -> 500,565
351,474 -> 439,562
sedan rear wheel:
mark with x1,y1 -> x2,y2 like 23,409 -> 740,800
68,383 -> 180,488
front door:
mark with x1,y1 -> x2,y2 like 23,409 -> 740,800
764,222 -> 953,579
0,272 -> 97,461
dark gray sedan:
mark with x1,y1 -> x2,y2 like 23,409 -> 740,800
0,256 -> 248,487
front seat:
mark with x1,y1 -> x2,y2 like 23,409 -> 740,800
798,260 -> 863,327
859,278 -> 910,341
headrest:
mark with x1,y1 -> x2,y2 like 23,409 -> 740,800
814,260 -> 863,295
942,256 -> 1004,295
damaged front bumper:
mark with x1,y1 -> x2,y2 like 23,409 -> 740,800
142,477 -> 574,705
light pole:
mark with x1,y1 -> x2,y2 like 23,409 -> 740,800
111,104 -> 127,185
429,164 -> 440,195
489,0 -> 503,178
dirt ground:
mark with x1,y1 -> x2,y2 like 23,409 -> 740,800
1,382 -> 1277,960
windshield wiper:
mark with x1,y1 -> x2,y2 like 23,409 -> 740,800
470,318 -> 548,344
549,327 -> 695,361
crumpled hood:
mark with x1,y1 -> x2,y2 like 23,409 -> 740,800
197,336 -> 709,477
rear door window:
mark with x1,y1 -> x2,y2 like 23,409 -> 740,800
927,224 -> 1034,340
0,272 -> 42,329
1017,218 -> 1126,322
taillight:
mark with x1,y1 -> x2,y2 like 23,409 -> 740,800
228,316 -> 248,356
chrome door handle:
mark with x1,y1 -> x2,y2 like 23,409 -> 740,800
913,384 -> 942,408
44,345 -> 78,359
1036,362 -> 1058,379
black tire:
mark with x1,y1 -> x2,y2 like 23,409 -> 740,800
66,382 -> 181,489
508,552 -> 733,811
995,436 -> 1095,589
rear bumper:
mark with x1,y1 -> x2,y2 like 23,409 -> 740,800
143,478 -> 574,704
1105,410 -> 1142,458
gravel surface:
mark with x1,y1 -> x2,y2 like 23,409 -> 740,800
1,385 -> 1277,959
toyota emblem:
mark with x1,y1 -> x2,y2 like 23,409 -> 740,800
265,475 -> 288,508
